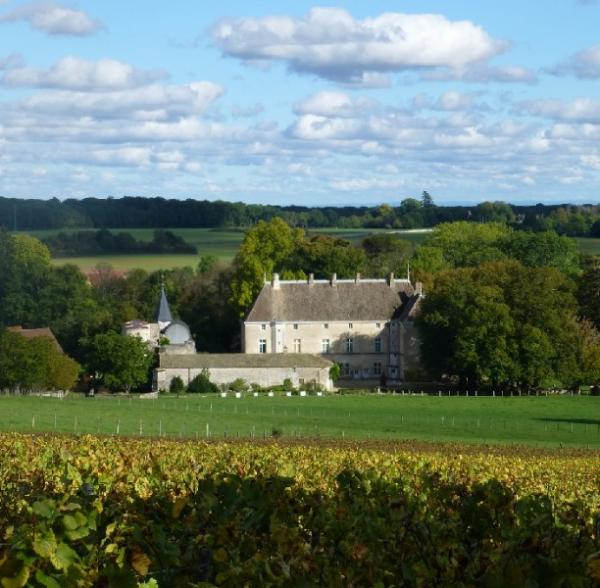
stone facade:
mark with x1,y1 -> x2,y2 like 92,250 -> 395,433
155,353 -> 333,391
243,273 -> 422,383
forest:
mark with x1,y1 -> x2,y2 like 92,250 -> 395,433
3,194 -> 600,237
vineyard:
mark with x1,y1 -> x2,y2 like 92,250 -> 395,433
1,434 -> 599,587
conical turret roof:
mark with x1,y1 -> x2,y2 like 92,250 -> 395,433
156,286 -> 173,325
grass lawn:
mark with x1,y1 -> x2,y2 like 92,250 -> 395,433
1,393 -> 598,448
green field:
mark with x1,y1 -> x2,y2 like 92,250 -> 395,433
19,227 -> 429,272
1,393 -> 598,447
575,237 -> 600,255
22,227 -> 600,272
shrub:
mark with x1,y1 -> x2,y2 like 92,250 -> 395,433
228,378 -> 249,393
169,376 -> 185,394
187,369 -> 218,394
283,378 -> 294,391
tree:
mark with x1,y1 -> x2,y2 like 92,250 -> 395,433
86,332 -> 153,392
417,261 -> 581,392
0,329 -> 79,392
169,376 -> 185,394
361,234 -> 412,277
578,257 -> 600,330
230,218 -> 305,315
187,369 -> 218,393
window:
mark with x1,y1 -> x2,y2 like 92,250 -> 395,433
293,323 -> 299,330
348,322 -> 353,329
321,339 -> 330,353
259,339 -> 267,353
261,324 -> 267,331
324,323 -> 329,329
293,338 -> 302,353
373,362 -> 382,376
346,337 -> 353,353
374,338 -> 382,353
342,363 -> 351,376
376,322 -> 381,328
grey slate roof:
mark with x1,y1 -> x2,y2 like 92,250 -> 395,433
156,287 -> 173,324
246,280 -> 415,322
159,353 -> 332,369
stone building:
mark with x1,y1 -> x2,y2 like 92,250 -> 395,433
122,287 -> 195,354
243,273 -> 422,384
154,353 -> 333,392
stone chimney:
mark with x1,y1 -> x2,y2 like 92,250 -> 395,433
388,272 -> 395,286
308,273 -> 314,285
415,281 -> 423,295
331,273 -> 337,286
272,273 -> 280,290
355,272 -> 361,284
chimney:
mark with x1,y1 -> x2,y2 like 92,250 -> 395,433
388,272 -> 395,286
331,273 -> 337,286
308,273 -> 314,285
415,281 -> 423,295
272,273 -> 280,290
355,272 -> 361,284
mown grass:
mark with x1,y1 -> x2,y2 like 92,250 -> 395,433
1,393 -> 599,448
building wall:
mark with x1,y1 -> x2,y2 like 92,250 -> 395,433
244,319 -> 412,380
155,365 -> 332,392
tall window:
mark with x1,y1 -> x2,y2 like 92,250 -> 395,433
342,363 -> 351,376
293,323 -> 299,330
261,324 -> 267,331
374,337 -> 382,353
346,337 -> 353,353
373,362 -> 382,376
259,339 -> 267,353
293,338 -> 302,353
348,322 -> 353,329
321,339 -> 330,353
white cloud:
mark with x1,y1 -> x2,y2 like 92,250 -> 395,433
19,81 -> 225,119
423,64 -> 536,83
91,147 -> 152,167
519,98 -> 600,123
294,91 -> 375,117
436,91 -> 475,111
0,1 -> 102,36
549,45 -> 600,78
2,56 -> 167,90
213,8 -> 508,84
0,53 -> 24,70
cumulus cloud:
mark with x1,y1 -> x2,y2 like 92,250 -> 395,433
0,53 -> 25,70
549,45 -> 600,78
0,1 -> 102,36
213,8 -> 509,84
424,63 -> 537,83
2,56 -> 167,90
19,81 -> 225,119
518,98 -> 600,123
294,91 -> 376,117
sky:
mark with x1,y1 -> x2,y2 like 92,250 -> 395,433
0,1 -> 599,205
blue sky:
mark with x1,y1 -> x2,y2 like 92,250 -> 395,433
0,1 -> 599,205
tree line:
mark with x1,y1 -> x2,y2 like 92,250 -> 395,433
43,229 -> 196,257
3,194 -> 600,236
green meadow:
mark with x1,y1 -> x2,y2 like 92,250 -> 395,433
1,393 -> 598,448
21,226 -> 600,272
27,227 -> 427,272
